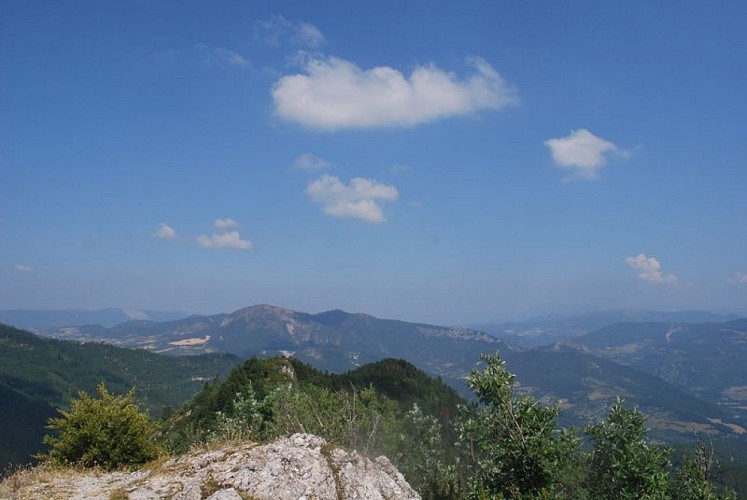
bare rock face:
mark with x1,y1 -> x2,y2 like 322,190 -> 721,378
9,434 -> 421,500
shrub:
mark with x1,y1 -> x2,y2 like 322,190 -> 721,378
398,403 -> 461,500
456,353 -> 581,498
585,398 -> 671,499
38,383 -> 160,470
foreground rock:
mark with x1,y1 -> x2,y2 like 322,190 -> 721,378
4,434 -> 420,499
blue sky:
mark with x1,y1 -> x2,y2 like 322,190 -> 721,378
1,1 -> 745,325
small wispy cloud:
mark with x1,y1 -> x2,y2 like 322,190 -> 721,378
14,264 -> 33,273
544,129 -> 629,180
293,153 -> 331,171
272,56 -> 518,131
294,22 -> 325,48
388,164 -> 411,175
213,218 -> 239,229
195,44 -> 250,68
730,272 -> 747,285
151,223 -> 177,240
252,15 -> 324,48
307,174 -> 398,223
197,231 -> 253,250
625,253 -> 678,284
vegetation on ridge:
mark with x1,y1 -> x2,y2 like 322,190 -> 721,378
4,338 -> 740,498
152,354 -> 734,498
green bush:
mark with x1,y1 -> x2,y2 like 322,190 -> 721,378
398,403 -> 461,500
456,353 -> 582,498
585,398 -> 671,499
38,383 -> 160,470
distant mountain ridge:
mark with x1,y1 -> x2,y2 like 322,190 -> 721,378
0,308 -> 190,331
472,309 -> 744,348
42,304 -> 506,380
561,319 -> 747,421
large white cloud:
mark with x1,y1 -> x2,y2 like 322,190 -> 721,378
307,174 -> 398,223
14,264 -> 33,273
197,231 -> 253,250
272,56 -> 518,130
625,253 -> 677,284
151,223 -> 177,240
730,272 -> 747,285
544,129 -> 627,180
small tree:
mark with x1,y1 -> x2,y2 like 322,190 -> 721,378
456,353 -> 581,498
585,398 -> 671,499
211,382 -> 266,443
669,442 -> 736,500
398,403 -> 461,500
39,383 -> 160,470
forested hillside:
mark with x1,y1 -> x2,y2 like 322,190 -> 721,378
0,323 -> 240,468
163,356 -> 464,452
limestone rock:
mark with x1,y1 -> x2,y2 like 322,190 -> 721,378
5,434 -> 420,500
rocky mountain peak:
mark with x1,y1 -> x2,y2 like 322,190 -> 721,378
232,304 -> 297,318
220,304 -> 299,329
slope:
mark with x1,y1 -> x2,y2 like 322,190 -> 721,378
0,323 -> 240,468
570,319 -> 747,419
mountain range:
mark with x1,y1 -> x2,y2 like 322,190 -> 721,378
561,319 -> 747,422
39,304 -> 506,380
472,310 -> 743,348
22,304 -> 746,443
0,308 -> 189,332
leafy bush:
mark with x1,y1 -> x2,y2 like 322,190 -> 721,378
585,398 -> 671,498
210,382 -> 266,443
38,383 -> 160,470
456,353 -> 582,498
398,403 -> 461,500
669,442 -> 736,500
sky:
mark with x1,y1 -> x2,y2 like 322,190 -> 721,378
1,1 -> 746,325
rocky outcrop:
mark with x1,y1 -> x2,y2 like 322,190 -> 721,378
6,434 -> 420,500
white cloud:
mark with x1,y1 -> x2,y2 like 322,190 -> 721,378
253,15 -> 324,48
14,264 -> 33,273
272,56 -> 518,130
293,153 -> 331,171
625,253 -> 678,284
195,44 -> 249,68
197,231 -> 253,250
730,272 -> 747,285
151,223 -> 177,240
307,174 -> 398,223
544,129 -> 628,180
214,218 -> 239,229
294,22 -> 324,48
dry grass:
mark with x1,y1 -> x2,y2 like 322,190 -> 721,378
108,488 -> 129,500
138,451 -> 173,472
0,463 -> 101,500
